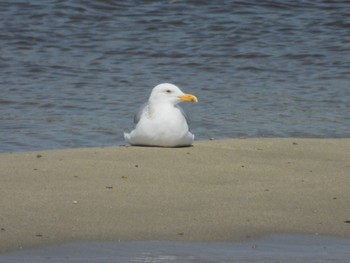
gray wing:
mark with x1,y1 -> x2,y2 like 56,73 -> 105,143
134,102 -> 149,125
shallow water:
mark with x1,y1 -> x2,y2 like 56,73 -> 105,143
1,1 -> 350,152
1,234 -> 350,263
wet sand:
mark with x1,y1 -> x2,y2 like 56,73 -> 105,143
0,138 -> 349,252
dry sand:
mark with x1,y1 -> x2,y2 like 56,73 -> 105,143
0,138 -> 349,252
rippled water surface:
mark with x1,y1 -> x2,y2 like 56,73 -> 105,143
1,1 -> 350,152
1,235 -> 350,263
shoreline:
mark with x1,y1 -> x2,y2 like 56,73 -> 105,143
1,138 -> 349,252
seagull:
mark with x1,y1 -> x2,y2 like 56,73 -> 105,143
124,83 -> 198,147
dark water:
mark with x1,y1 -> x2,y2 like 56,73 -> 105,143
1,235 -> 350,263
1,1 -> 350,152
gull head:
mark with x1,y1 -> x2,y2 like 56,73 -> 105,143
149,83 -> 198,105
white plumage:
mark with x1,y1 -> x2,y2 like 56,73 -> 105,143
124,83 -> 198,147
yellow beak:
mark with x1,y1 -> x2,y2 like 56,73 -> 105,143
178,93 -> 198,103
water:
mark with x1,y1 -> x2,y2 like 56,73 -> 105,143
1,1 -> 350,152
1,235 -> 350,263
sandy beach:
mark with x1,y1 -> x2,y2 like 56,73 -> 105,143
0,138 -> 349,252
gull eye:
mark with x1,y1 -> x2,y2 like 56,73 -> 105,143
166,89 -> 171,93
